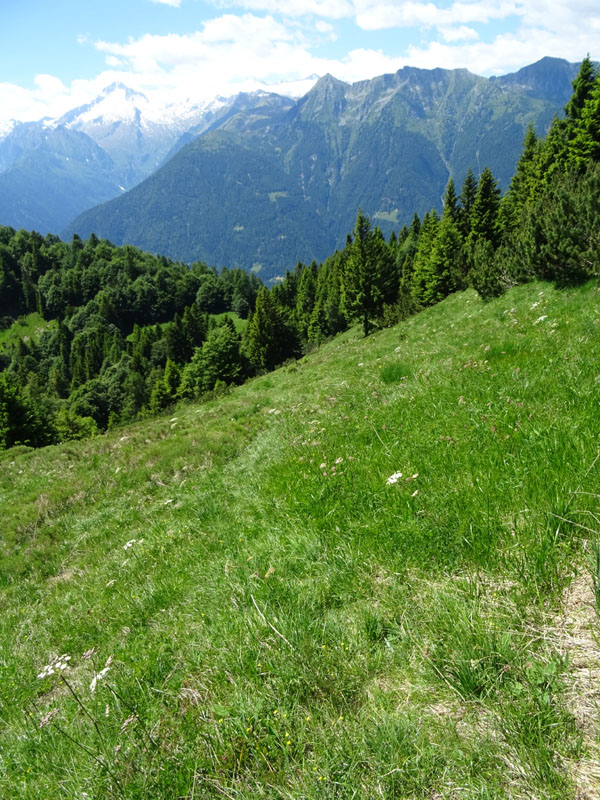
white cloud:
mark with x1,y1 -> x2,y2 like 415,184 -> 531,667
1,2 -> 600,124
315,20 -> 336,33
353,1 -> 522,31
215,0 -> 353,18
151,0 -> 182,6
404,26 -> 596,76
437,25 -> 479,42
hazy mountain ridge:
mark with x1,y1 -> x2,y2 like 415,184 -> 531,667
0,124 -> 122,235
64,57 -> 581,279
0,85 -> 298,234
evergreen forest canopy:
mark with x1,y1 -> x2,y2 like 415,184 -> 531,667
1,56 -> 599,451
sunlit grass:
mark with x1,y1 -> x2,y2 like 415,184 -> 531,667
1,281 -> 599,798
0,312 -> 56,352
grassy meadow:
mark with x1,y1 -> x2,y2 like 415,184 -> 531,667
0,312 -> 56,353
1,281 -> 599,799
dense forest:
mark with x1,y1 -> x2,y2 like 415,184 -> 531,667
1,56 -> 599,451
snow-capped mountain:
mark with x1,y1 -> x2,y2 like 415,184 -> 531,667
51,82 -> 233,188
0,82 -> 298,234
0,119 -> 16,144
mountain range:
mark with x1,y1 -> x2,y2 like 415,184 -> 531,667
0,57 -> 583,279
0,84 -> 294,236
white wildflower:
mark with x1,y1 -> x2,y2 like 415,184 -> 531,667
530,302 -> 540,309
123,539 -> 136,550
386,471 -> 403,485
335,457 -> 343,465
90,655 -> 113,693
533,315 -> 547,325
38,654 -> 70,679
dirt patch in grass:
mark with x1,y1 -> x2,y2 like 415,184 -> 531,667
557,571 -> 600,799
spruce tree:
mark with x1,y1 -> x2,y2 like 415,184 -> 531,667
295,262 -> 318,340
467,167 -> 501,249
245,288 -> 297,371
442,177 -> 458,222
410,210 -> 440,307
569,77 -> 600,168
457,167 -> 478,238
341,210 -> 398,336
500,124 -> 539,234
565,55 -> 597,125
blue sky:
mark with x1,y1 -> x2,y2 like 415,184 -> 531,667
1,0 -> 598,122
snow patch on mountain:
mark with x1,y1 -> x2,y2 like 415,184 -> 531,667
0,120 -> 16,142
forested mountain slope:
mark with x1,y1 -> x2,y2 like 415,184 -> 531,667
0,87 -> 293,235
64,57 -> 580,278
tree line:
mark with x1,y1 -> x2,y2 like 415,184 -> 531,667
1,56 -> 599,450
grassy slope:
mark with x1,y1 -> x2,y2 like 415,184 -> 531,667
0,312 -> 56,352
1,282 -> 599,799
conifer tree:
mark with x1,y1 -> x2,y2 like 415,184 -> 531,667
245,287 -> 297,371
397,214 -> 421,296
534,116 -> 569,188
342,210 -> 398,336
410,210 -> 440,306
565,55 -> 597,125
457,167 -> 478,238
467,167 -> 501,249
500,124 -> 539,234
569,77 -> 600,168
442,177 -> 458,222
295,261 -> 318,340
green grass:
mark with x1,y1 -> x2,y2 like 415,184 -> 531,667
1,282 -> 599,798
123,311 -> 247,340
211,311 -> 247,333
0,312 -> 56,352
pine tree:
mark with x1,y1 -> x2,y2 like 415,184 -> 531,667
341,210 -> 398,336
245,288 -> 297,371
565,55 -> 597,125
569,76 -> 600,168
467,167 -> 501,249
442,177 -> 458,222
457,167 -> 478,238
410,210 -> 440,306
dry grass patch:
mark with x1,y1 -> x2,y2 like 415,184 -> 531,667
556,570 -> 600,799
